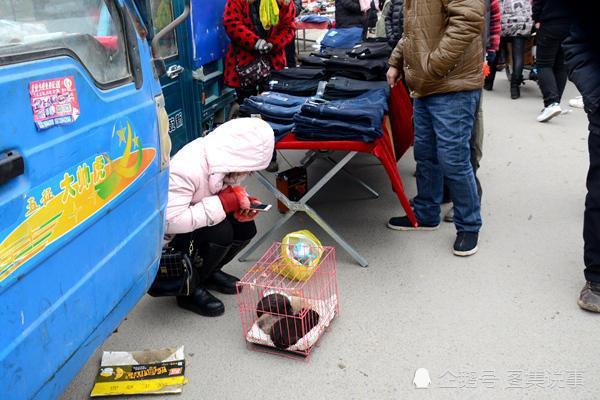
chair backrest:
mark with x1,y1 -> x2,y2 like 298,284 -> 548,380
388,82 -> 414,161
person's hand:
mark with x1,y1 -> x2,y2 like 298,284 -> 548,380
234,208 -> 258,222
255,39 -> 267,52
254,39 -> 273,54
234,196 -> 261,222
535,22 -> 541,30
218,186 -> 240,214
262,42 -> 273,54
218,186 -> 250,214
386,66 -> 402,87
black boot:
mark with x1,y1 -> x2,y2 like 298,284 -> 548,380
483,74 -> 494,91
206,239 -> 251,295
177,288 -> 225,317
578,282 -> 600,313
510,80 -> 521,100
176,242 -> 231,316
266,151 -> 279,173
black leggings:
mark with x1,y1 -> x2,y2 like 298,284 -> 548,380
170,215 -> 257,251
170,216 -> 256,286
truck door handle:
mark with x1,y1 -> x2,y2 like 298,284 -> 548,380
166,65 -> 184,79
0,150 -> 24,185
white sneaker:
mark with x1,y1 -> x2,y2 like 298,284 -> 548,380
537,103 -> 562,122
569,96 -> 584,109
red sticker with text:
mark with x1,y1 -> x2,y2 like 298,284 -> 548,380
30,76 -> 80,130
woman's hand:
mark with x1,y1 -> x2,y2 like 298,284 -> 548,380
234,196 -> 261,222
255,39 -> 273,54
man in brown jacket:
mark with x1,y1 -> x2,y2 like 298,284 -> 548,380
386,0 -> 485,256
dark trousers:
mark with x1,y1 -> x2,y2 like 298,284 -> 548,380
536,22 -> 570,107
485,37 -> 526,88
510,36 -> 526,84
170,216 -> 257,284
585,110 -> 600,283
285,38 -> 297,67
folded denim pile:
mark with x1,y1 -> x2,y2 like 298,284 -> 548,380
323,76 -> 389,100
297,14 -> 333,25
300,40 -> 392,81
320,27 -> 364,49
239,91 -> 308,140
267,67 -> 326,97
293,89 -> 389,142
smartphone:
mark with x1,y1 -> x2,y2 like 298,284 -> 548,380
248,203 -> 272,212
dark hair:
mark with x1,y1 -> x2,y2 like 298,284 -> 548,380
270,309 -> 320,350
256,293 -> 292,318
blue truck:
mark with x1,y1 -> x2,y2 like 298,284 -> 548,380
0,0 -> 233,398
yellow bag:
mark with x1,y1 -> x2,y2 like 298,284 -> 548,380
272,230 -> 324,281
259,0 -> 280,30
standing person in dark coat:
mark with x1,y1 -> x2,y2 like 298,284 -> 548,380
384,0 -> 403,47
562,1 -> 600,312
285,0 -> 303,67
335,0 -> 364,28
532,0 -> 572,122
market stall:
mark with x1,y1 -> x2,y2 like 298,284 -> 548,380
239,34 -> 417,267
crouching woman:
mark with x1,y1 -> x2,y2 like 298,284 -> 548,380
164,118 -> 274,317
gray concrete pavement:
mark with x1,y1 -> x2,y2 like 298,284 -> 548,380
63,76 -> 597,400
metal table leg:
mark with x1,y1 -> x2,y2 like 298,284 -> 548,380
240,152 -> 369,267
325,156 -> 380,199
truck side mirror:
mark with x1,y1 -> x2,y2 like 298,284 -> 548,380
151,0 -> 191,76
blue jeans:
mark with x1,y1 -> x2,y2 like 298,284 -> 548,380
413,90 -> 482,233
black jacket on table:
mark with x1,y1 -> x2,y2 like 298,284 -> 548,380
335,0 -> 364,28
384,0 -> 404,47
562,0 -> 600,114
532,0 -> 571,24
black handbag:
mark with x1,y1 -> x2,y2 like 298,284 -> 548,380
236,56 -> 272,91
148,242 -> 196,297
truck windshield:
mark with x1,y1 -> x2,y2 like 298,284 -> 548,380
0,0 -> 130,86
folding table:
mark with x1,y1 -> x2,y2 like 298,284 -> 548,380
240,84 -> 417,267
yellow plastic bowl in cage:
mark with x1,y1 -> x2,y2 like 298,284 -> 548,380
272,230 -> 324,281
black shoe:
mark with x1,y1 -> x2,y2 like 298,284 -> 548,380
387,216 -> 439,231
266,158 -> 279,173
483,80 -> 493,91
578,282 -> 600,313
177,287 -> 225,317
510,84 -> 520,99
205,239 -> 251,294
205,270 -> 240,295
453,231 -> 479,257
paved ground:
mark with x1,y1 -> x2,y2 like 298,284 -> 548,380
63,76 -> 597,399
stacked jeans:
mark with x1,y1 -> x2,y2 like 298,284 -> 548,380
266,78 -> 322,97
271,67 -> 326,81
324,56 -> 389,81
320,27 -> 363,49
293,89 -> 388,142
240,92 -> 309,140
324,76 -> 389,99
346,41 -> 393,59
267,66 -> 326,97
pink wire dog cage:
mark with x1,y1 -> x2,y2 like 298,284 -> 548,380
236,243 -> 339,358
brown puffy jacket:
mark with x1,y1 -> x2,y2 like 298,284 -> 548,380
388,0 -> 485,98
